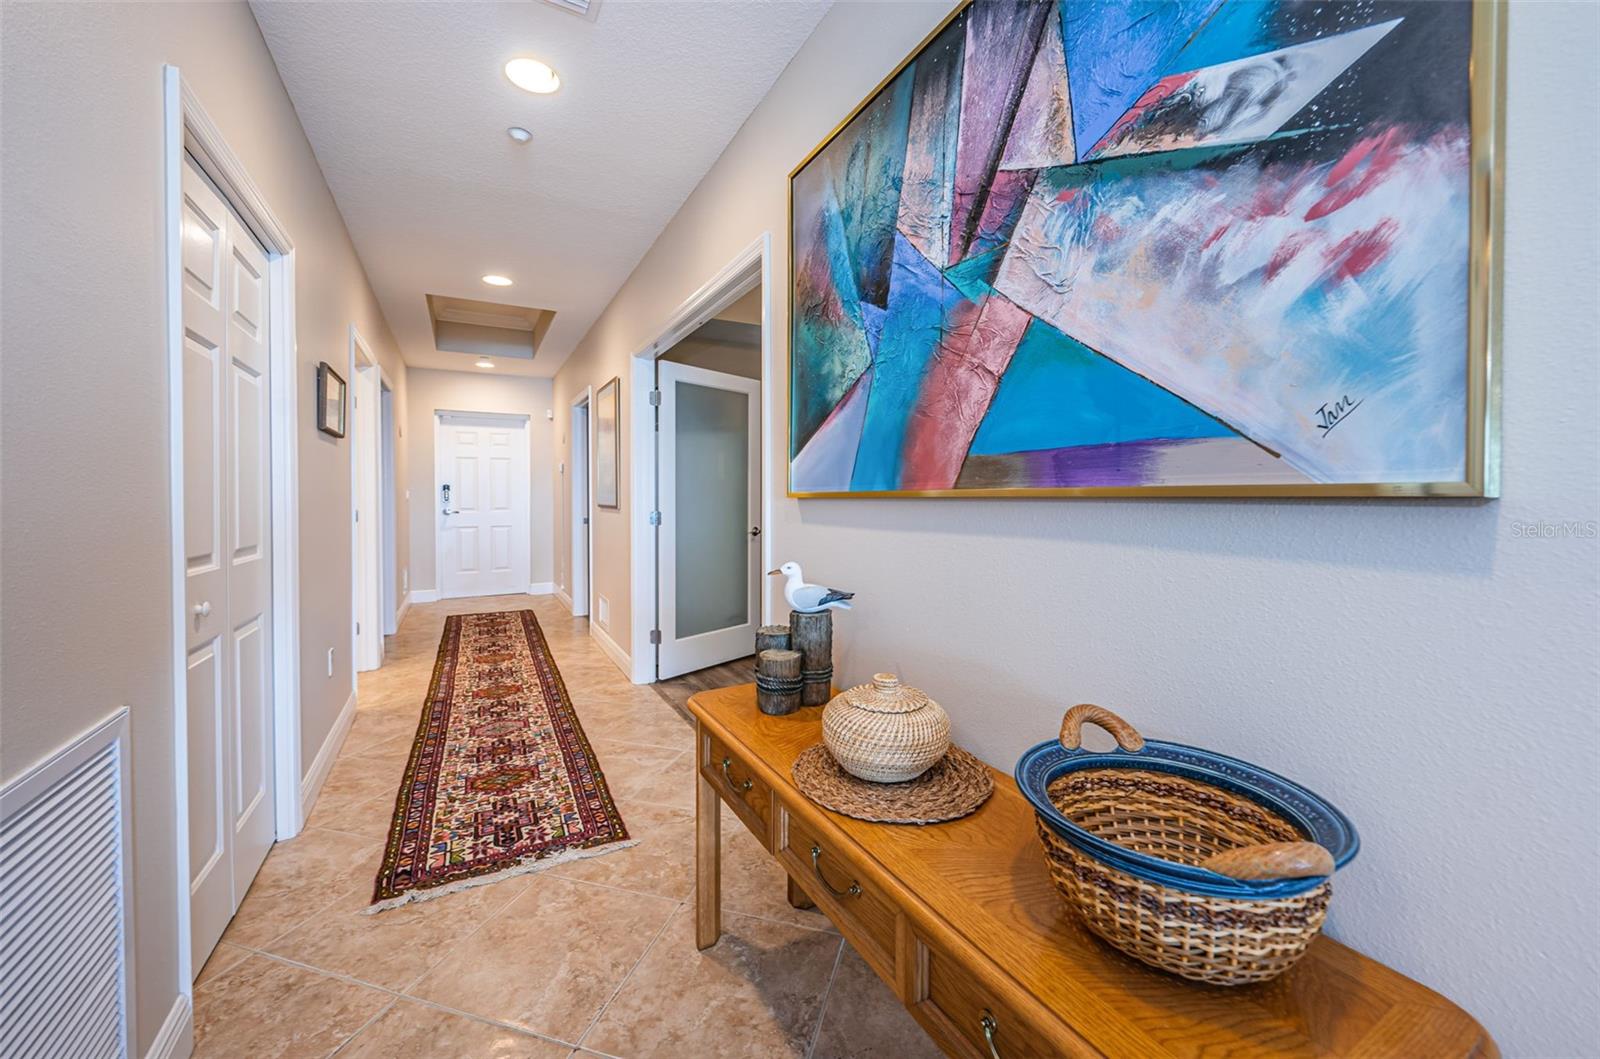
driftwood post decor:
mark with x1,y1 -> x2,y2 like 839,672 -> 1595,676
754,626 -> 792,677
788,610 -> 833,707
755,649 -> 803,716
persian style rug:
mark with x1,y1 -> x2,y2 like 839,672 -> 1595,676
370,610 -> 634,912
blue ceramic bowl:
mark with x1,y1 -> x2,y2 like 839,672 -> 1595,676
1015,735 -> 1359,900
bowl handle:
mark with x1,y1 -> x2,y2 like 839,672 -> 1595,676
1200,842 -> 1336,880
1059,704 -> 1146,752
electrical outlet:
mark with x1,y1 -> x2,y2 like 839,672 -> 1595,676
597,595 -> 610,628
326,648 -> 335,677
402,569 -> 408,592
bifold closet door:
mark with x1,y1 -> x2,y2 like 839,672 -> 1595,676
180,153 -> 275,975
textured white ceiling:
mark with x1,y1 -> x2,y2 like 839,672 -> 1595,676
250,0 -> 830,376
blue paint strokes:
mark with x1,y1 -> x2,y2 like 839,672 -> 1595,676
831,65 -> 915,308
851,233 -> 964,491
1165,0 -> 1283,73
1061,0 -> 1222,154
790,186 -> 872,453
860,303 -> 887,359
969,321 -> 1234,456
944,245 -> 1009,303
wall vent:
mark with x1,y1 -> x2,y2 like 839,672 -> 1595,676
539,0 -> 600,21
0,710 -> 132,1059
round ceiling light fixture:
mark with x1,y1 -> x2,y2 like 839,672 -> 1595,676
475,357 -> 495,369
504,57 -> 561,95
481,274 -> 513,287
507,126 -> 532,143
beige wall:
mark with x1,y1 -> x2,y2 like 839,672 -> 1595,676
660,328 -> 762,380
406,369 -> 556,594
0,2 -> 407,1050
551,3 -> 1600,1055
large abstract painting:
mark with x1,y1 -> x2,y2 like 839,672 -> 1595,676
789,0 -> 1502,497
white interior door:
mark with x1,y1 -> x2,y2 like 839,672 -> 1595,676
181,153 -> 275,974
570,400 -> 590,617
352,351 -> 382,671
657,362 -> 760,679
437,413 -> 530,599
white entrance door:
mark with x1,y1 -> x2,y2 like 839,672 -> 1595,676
181,153 -> 276,973
656,362 -> 760,679
437,413 -> 530,598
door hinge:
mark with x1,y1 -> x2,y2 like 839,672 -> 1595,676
582,516 -> 590,525
356,622 -> 361,635
648,510 -> 661,526
649,629 -> 662,645
648,389 -> 661,407
354,509 -> 360,522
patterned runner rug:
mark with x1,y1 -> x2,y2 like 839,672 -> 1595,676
370,610 -> 634,912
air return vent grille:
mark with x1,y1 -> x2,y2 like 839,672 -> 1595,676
0,710 -> 132,1059
539,0 -> 599,20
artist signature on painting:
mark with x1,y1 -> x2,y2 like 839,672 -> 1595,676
1314,395 -> 1364,437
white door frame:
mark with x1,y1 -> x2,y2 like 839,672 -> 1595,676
349,325 -> 386,673
163,66 -> 302,995
568,387 -> 593,617
433,409 -> 533,600
381,383 -> 399,635
627,233 -> 776,685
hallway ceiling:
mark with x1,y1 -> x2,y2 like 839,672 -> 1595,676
251,0 -> 830,377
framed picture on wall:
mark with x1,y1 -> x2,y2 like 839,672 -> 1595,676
317,362 -> 347,438
788,0 -> 1505,499
595,377 -> 620,509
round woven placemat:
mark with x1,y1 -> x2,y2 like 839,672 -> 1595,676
792,743 -> 994,824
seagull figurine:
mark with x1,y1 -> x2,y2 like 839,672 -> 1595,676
768,561 -> 854,613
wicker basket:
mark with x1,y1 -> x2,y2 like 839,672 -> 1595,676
822,673 -> 950,783
1015,705 -> 1358,986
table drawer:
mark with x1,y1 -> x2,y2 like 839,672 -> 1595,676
700,730 -> 773,847
913,935 -> 1065,1059
778,807 -> 899,980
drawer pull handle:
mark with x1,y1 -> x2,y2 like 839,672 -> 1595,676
980,1011 -> 1001,1059
809,845 -> 862,899
720,756 -> 753,792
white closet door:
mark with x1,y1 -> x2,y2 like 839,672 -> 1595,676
437,414 -> 529,599
181,154 -> 274,975
656,362 -> 760,679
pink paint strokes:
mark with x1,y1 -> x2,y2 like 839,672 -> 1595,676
899,295 -> 1032,490
1322,219 -> 1398,283
1305,127 -> 1405,221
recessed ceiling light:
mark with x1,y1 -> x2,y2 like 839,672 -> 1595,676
475,358 -> 495,369
481,274 -> 513,287
504,57 -> 561,95
507,126 -> 532,143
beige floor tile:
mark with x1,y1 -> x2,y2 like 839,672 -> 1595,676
810,944 -> 943,1059
336,998 -> 569,1058
341,705 -> 425,758
195,941 -> 252,987
264,872 -> 532,991
193,954 -> 390,1059
309,749 -> 408,822
310,791 -> 401,845
578,701 -> 694,753
581,906 -> 841,1059
406,874 -> 679,1043
221,828 -> 383,949
548,798 -> 695,901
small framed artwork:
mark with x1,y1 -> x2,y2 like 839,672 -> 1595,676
595,377 -> 620,509
317,362 -> 347,438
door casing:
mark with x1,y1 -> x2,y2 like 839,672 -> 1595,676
163,66 -> 302,993
568,388 -> 592,617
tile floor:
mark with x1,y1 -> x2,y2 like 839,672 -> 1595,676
193,594 -> 942,1058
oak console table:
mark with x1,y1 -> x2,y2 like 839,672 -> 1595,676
689,685 -> 1496,1059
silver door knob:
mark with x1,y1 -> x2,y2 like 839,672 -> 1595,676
193,601 -> 211,618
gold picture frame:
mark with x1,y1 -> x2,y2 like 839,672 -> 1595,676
787,0 -> 1505,499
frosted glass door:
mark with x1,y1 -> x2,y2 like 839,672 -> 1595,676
657,362 -> 760,679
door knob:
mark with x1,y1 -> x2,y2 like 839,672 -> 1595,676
193,601 -> 211,618
749,526 -> 761,538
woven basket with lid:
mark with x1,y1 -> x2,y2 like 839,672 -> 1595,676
822,673 -> 950,783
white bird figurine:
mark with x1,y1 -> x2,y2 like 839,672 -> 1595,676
768,561 -> 854,613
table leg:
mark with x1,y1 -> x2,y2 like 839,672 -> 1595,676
695,767 -> 721,950
787,875 -> 816,910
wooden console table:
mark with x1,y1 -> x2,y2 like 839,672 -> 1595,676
689,685 -> 1496,1059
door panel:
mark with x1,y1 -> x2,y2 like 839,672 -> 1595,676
437,415 -> 530,598
657,362 -> 761,679
181,154 -> 274,974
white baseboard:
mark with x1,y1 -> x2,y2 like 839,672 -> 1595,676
298,688 -> 356,828
144,991 -> 193,1059
590,623 -> 632,678
555,587 -> 574,612
393,592 -> 412,631
410,588 -> 440,603
527,581 -> 554,596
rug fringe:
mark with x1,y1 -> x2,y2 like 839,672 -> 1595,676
365,838 -> 641,915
